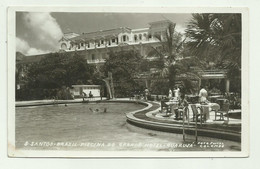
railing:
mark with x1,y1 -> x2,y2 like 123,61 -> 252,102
87,59 -> 106,64
198,69 -> 227,75
197,69 -> 227,78
64,39 -> 160,52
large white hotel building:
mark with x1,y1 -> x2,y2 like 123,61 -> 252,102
58,20 -> 175,64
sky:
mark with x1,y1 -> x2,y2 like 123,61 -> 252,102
16,12 -> 192,56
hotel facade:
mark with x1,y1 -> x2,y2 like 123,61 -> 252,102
58,20 -> 175,64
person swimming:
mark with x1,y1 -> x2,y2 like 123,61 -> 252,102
89,108 -> 107,113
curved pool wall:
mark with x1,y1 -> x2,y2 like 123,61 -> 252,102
125,101 -> 241,142
16,99 -> 240,142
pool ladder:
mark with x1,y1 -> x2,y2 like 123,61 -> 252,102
182,107 -> 198,143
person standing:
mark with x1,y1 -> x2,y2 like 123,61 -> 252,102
144,88 -> 149,101
169,89 -> 173,99
199,86 -> 208,103
82,91 -> 87,102
173,86 -> 180,99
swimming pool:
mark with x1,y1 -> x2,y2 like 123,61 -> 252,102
15,102 -> 241,151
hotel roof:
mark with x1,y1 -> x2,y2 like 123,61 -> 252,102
62,20 -> 175,42
70,27 -> 132,42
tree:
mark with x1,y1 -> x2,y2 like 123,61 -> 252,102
27,52 -> 96,88
185,13 -> 242,92
148,22 -> 200,93
148,23 -> 182,89
18,52 -> 97,100
102,50 -> 145,97
65,53 -> 96,86
186,14 -> 241,71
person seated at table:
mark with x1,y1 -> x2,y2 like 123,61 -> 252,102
199,85 -> 209,104
161,96 -> 169,111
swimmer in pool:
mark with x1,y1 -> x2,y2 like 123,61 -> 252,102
89,108 -> 107,113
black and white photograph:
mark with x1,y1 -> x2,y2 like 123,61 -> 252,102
8,7 -> 249,157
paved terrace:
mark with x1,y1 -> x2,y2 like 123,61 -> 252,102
125,101 -> 241,142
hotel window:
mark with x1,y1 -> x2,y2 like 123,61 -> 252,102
61,43 -> 67,50
102,53 -> 105,59
101,40 -> 104,45
139,34 -> 142,40
87,43 -> 90,48
143,33 -> 147,41
108,40 -> 111,46
78,44 -> 80,49
116,37 -> 119,44
81,43 -> 84,47
92,54 -> 95,60
112,38 -> 116,43
122,35 -> 128,42
134,35 -> 138,42
148,34 -> 152,39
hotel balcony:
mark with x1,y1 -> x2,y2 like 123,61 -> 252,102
197,70 -> 227,79
87,59 -> 106,64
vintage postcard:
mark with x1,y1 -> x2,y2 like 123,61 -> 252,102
8,6 -> 249,157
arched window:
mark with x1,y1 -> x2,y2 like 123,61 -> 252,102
148,34 -> 152,39
122,35 -> 129,42
143,33 -> 147,41
134,35 -> 138,42
139,34 -> 142,41
61,43 -> 67,50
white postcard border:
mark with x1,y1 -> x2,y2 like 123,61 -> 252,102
8,6 -> 249,157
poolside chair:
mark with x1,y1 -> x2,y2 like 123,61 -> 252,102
215,103 -> 230,121
190,104 -> 205,126
178,106 -> 189,121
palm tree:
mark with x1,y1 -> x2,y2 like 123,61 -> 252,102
148,22 -> 201,93
148,23 -> 182,89
185,13 -> 242,93
186,13 -> 241,75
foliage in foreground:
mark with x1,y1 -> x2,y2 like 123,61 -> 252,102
101,50 -> 146,97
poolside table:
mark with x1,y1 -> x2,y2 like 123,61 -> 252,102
196,103 -> 220,122
165,101 -> 179,114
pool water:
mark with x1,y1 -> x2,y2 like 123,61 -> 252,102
16,102 -> 241,151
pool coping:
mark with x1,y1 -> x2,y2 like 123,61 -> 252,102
15,98 -> 149,107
